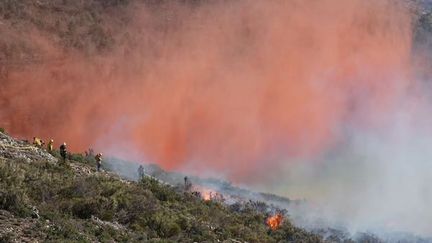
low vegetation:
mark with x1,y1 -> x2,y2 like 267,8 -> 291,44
0,147 -> 321,242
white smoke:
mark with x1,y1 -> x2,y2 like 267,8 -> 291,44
258,88 -> 432,238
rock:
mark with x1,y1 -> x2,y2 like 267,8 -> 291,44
0,132 -> 57,163
0,210 -> 45,242
31,206 -> 39,219
91,215 -> 126,231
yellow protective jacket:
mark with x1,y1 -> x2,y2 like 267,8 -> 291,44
47,141 -> 53,151
33,137 -> 42,147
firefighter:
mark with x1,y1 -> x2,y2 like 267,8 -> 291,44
85,148 -> 94,157
89,148 -> 94,157
184,176 -> 192,191
59,142 -> 67,162
47,139 -> 54,152
95,153 -> 103,172
33,137 -> 42,147
137,165 -> 145,179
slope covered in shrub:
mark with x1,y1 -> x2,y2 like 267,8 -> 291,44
0,132 -> 321,242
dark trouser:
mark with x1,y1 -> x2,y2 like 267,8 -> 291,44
97,162 -> 101,171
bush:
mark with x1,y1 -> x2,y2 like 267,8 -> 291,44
71,199 -> 99,219
0,189 -> 32,217
150,212 -> 181,238
69,153 -> 90,164
140,177 -> 179,202
44,219 -> 88,241
0,127 -> 4,133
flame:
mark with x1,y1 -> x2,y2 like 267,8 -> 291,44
193,185 -> 213,201
202,191 -> 212,201
267,214 -> 283,230
193,185 -> 225,202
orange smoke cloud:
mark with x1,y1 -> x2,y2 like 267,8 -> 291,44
0,0 -> 413,182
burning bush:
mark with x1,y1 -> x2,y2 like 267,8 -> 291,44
266,214 -> 283,230
192,185 -> 225,203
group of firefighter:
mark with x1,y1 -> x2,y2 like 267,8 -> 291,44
32,137 -> 103,172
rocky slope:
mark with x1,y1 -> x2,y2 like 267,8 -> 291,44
0,132 -> 56,163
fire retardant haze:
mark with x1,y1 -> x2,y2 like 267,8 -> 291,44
1,0 -> 431,237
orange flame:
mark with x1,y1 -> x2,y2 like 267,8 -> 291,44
202,191 -> 212,201
195,187 -> 224,202
267,214 -> 283,230
193,186 -> 213,201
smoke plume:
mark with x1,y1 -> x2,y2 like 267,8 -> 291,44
1,0 -> 431,236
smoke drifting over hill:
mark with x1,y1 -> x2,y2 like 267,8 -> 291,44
1,0 -> 431,237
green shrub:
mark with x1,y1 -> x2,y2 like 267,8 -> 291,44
150,212 -> 181,238
0,189 -> 32,217
140,177 -> 179,202
69,153 -> 90,164
44,219 -> 88,241
71,199 -> 99,219
0,127 -> 5,133
0,141 -> 322,242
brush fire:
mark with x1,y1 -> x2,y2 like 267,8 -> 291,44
194,186 -> 224,202
2,0 -> 432,240
201,190 -> 212,201
266,214 -> 284,230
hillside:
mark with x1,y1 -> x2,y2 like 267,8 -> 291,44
0,131 -> 322,242
0,0 -> 431,79
2,0 -> 432,242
